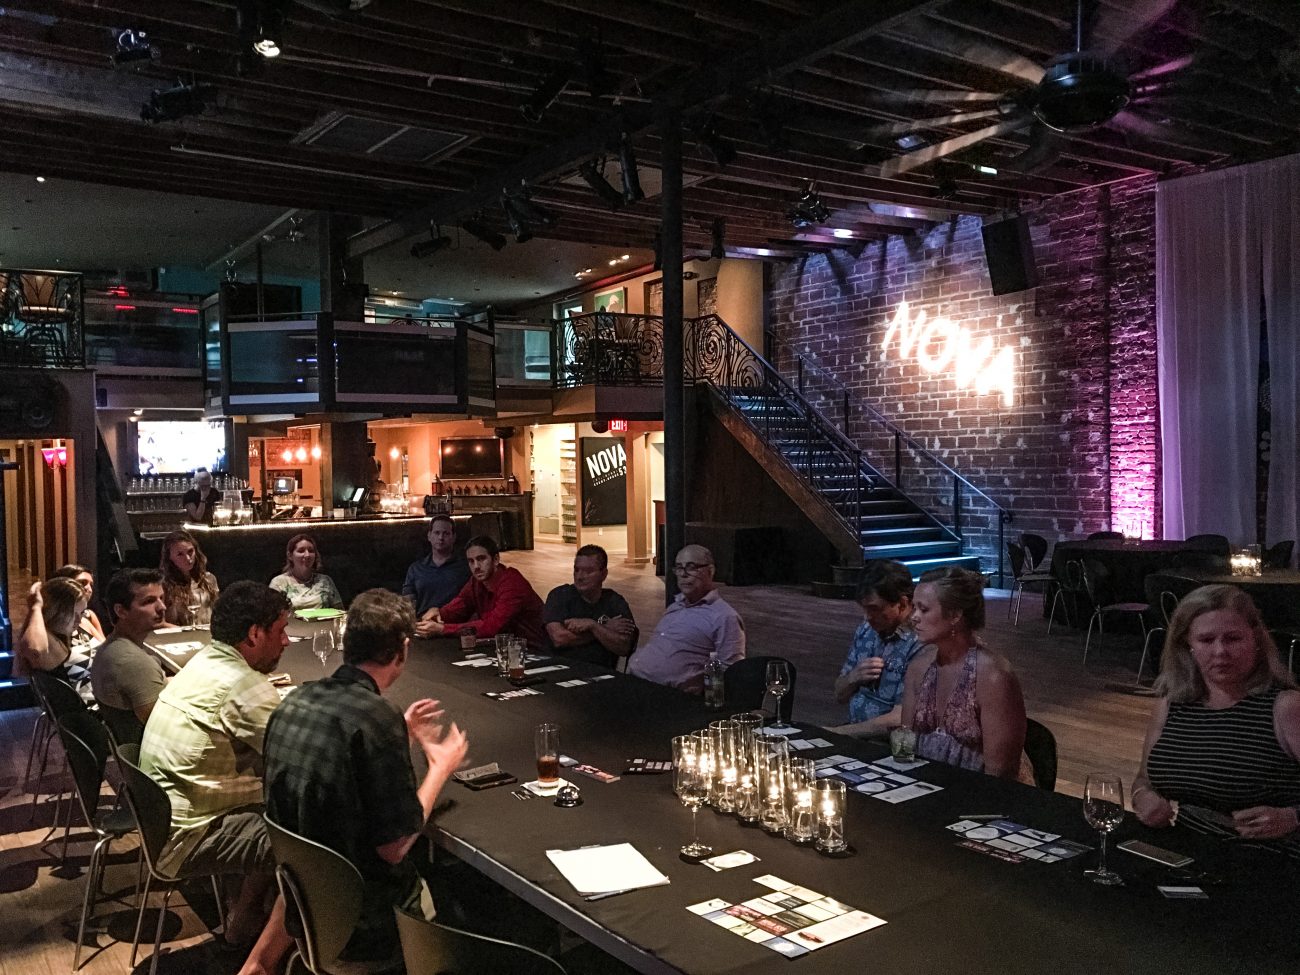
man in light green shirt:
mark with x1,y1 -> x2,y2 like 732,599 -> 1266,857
140,580 -> 293,975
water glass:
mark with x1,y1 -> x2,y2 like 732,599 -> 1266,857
1083,773 -> 1125,885
494,634 -> 511,676
312,627 -> 335,673
889,727 -> 917,763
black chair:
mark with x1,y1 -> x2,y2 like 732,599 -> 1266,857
1185,533 -> 1231,557
396,907 -> 567,975
1086,531 -> 1124,541
29,671 -> 88,834
1134,578 -> 1180,688
264,818 -> 365,975
1023,718 -> 1057,792
1007,542 -> 1054,626
56,712 -> 138,971
1083,560 -> 1149,666
116,751 -> 226,975
1020,532 -> 1050,572
1047,560 -> 1092,633
1264,540 -> 1294,570
723,656 -> 796,723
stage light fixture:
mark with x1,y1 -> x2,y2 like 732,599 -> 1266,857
111,29 -> 157,66
710,217 -> 726,260
410,226 -> 452,259
462,216 -> 507,251
521,63 -> 572,123
578,158 -> 625,211
141,80 -> 216,123
618,133 -> 644,203
250,0 -> 285,58
787,181 -> 830,229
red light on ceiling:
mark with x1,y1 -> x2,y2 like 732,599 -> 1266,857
608,419 -> 629,433
114,304 -> 136,311
171,307 -> 199,314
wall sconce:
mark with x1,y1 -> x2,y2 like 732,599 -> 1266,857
310,444 -> 322,460
41,441 -> 68,468
389,446 -> 401,460
281,448 -> 294,463
295,446 -> 308,462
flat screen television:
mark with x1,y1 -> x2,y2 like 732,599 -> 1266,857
137,420 -> 226,475
440,437 -> 503,480
272,477 -> 297,495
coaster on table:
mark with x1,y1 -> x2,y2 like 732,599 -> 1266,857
521,778 -> 571,797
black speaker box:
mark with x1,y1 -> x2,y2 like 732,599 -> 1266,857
981,215 -> 1038,295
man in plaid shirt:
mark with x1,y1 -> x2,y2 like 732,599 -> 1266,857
264,588 -> 468,968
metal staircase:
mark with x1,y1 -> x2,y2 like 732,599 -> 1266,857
687,315 -> 1000,579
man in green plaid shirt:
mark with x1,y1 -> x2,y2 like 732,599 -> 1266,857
140,580 -> 294,974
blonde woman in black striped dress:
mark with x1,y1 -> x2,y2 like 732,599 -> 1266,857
1133,585 -> 1300,858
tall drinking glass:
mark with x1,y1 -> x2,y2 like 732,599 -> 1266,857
535,723 -> 561,788
1083,773 -> 1125,885
312,627 -> 335,674
765,659 -> 792,729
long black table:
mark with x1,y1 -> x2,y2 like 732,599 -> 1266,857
154,622 -> 1300,974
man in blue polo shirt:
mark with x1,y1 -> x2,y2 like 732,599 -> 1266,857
402,514 -> 470,635
830,560 -> 921,739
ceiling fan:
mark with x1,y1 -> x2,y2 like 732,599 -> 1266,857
261,215 -> 306,244
860,0 -> 1218,177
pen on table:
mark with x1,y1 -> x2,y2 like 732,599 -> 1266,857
585,888 -> 636,902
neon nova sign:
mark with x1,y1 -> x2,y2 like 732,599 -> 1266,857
880,301 -> 1014,407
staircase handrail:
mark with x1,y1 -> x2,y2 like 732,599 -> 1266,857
789,349 -> 1011,524
685,314 -> 884,482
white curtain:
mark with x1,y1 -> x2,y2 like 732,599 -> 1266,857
1254,156 -> 1300,549
1157,167 -> 1261,542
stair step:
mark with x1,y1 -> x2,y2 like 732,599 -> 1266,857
897,555 -> 984,575
862,539 -> 965,560
861,526 -> 951,544
853,513 -> 935,528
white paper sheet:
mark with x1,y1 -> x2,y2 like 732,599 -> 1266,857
546,843 -> 670,896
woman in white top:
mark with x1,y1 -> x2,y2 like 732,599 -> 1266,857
269,533 -> 343,611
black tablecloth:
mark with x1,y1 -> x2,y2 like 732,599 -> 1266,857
1180,569 -> 1300,630
154,624 -> 1300,974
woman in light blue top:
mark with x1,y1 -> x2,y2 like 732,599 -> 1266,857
270,533 -> 343,610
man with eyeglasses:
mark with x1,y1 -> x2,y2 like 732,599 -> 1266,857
629,544 -> 744,694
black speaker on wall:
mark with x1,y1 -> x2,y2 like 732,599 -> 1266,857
981,214 -> 1038,295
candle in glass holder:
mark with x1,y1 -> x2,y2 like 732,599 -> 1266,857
788,789 -> 815,845
736,772 -> 760,824
761,782 -> 786,833
814,780 -> 847,853
717,765 -> 737,813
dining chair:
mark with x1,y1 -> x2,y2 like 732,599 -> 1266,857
1264,540 -> 1294,570
1134,581 -> 1179,688
395,906 -> 567,975
29,671 -> 87,840
56,712 -> 139,971
1007,542 -> 1054,625
1023,718 -> 1057,792
1047,560 -> 1091,634
723,655 -> 796,723
1086,531 -> 1124,541
264,818 -> 365,975
116,751 -> 227,975
1020,532 -> 1050,572
1082,560 -> 1149,666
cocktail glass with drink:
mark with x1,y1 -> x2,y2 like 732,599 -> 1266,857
535,723 -> 560,790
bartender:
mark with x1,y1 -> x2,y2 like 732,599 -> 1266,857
182,470 -> 222,525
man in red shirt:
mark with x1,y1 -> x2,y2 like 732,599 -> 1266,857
425,535 -> 546,648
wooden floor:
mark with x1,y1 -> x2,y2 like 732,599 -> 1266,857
0,541 -> 1158,974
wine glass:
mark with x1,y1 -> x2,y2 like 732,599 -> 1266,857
312,628 -> 335,674
765,659 -> 792,729
679,733 -> 713,859
1083,773 -> 1125,885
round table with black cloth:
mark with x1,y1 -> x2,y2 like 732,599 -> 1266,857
1177,569 -> 1300,631
130,619 -> 1300,975
1048,539 -> 1201,627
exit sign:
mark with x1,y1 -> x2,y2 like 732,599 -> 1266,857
609,419 -> 629,433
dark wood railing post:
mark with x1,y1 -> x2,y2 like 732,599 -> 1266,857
953,474 -> 963,550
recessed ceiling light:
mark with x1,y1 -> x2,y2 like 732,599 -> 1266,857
35,176 -> 46,183
832,229 -> 855,239
621,254 -> 630,260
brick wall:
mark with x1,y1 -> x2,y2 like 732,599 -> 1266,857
768,174 -> 1161,567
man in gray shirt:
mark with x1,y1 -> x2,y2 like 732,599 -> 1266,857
91,568 -> 168,745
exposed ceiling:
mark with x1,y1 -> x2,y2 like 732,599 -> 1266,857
0,172 -> 653,305
0,0 -> 1296,279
